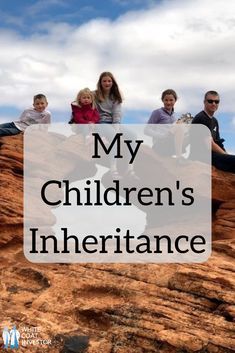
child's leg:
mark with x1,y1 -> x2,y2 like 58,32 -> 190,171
85,124 -> 95,144
121,126 -> 139,179
212,152 -> 235,173
174,126 -> 185,157
0,122 -> 21,137
99,123 -> 121,177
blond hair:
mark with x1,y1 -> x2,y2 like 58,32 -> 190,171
76,88 -> 96,109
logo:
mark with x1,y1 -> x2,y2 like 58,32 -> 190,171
2,325 -> 52,349
2,326 -> 20,349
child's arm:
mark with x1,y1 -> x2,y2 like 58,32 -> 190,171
92,109 -> 100,124
211,139 -> 227,154
146,109 -> 179,137
74,116 -> 89,124
71,104 -> 88,124
17,109 -> 30,122
144,110 -> 162,137
112,102 -> 122,124
41,112 -> 51,124
16,109 -> 38,125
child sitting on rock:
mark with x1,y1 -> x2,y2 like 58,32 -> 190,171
0,94 -> 51,137
70,88 -> 100,143
70,88 -> 100,125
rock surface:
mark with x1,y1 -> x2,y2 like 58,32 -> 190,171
0,134 -> 234,353
0,135 -> 23,245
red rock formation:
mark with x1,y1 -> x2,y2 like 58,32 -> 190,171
0,135 -> 234,353
212,168 -> 235,240
0,135 -> 23,245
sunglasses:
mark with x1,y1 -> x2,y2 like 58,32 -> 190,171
206,99 -> 220,104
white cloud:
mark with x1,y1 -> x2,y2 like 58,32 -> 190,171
0,0 -> 235,119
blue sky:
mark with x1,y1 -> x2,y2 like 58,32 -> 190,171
0,0 -> 155,29
0,0 -> 234,152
